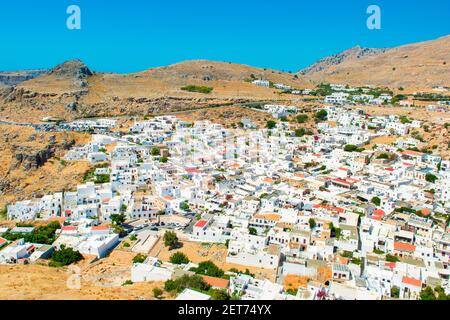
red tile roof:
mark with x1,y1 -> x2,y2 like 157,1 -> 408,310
202,275 -> 229,289
194,220 -> 208,228
92,225 -> 110,231
402,276 -> 422,287
394,242 -> 416,252
62,226 -> 77,231
0,237 -> 7,246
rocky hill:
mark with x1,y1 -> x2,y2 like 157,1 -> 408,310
299,35 -> 450,90
0,60 -> 311,123
299,46 -> 388,75
0,70 -> 47,87
0,125 -> 91,209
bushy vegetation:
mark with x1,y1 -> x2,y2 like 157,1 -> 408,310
266,120 -> 276,129
164,274 -> 211,293
296,114 -> 309,123
315,109 -> 328,121
189,260 -> 225,278
425,173 -> 438,183
170,252 -> 190,264
2,221 -> 61,245
344,144 -> 364,153
308,218 -> 316,229
371,197 -> 381,206
132,253 -> 147,264
49,245 -> 83,267
181,85 -> 213,94
386,254 -> 400,262
420,285 -> 450,300
95,174 -> 110,184
163,231 -> 181,250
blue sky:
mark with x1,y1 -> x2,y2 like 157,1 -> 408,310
1,0 -> 449,73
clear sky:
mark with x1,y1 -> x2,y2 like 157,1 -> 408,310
1,0 -> 449,73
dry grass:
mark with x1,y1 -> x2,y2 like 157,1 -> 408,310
0,125 -> 91,208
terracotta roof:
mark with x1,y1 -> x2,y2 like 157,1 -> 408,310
394,241 -> 416,252
313,204 -> 345,214
194,220 -> 208,228
0,237 -> 7,246
254,213 -> 281,221
91,225 -> 110,231
62,226 -> 77,231
401,150 -> 424,157
402,276 -> 422,287
201,275 -> 229,289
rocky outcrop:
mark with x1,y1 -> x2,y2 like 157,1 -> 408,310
49,59 -> 93,80
299,46 -> 388,75
0,70 -> 47,87
10,137 -> 75,171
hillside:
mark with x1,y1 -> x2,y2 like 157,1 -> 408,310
0,125 -> 91,209
0,60 -> 311,123
299,35 -> 450,90
0,70 -> 46,87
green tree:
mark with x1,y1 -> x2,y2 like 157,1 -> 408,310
248,227 -> 257,235
371,197 -> 381,206
170,252 -> 190,264
386,254 -> 400,263
110,213 -> 126,225
266,120 -> 276,129
208,288 -> 231,300
308,218 -> 316,229
153,287 -> 163,299
164,274 -> 211,293
190,260 -> 225,278
315,109 -> 328,121
132,253 -> 147,264
296,114 -> 309,123
163,231 -> 180,250
50,245 -> 83,267
295,128 -> 306,137
425,173 -> 438,183
151,147 -> 160,156
391,286 -> 400,298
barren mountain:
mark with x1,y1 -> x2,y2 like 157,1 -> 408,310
0,70 -> 47,87
0,60 -> 311,123
300,35 -> 450,90
0,125 -> 91,209
299,46 -> 388,75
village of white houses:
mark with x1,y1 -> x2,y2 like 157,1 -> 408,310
1,29 -> 450,301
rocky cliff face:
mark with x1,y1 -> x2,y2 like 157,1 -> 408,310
0,70 -> 47,87
299,46 -> 388,75
8,134 -> 75,171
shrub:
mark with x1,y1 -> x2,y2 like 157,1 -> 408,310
190,260 -> 225,278
296,114 -> 309,123
315,109 -> 328,121
50,246 -> 83,267
181,85 -> 213,94
163,231 -> 181,250
266,120 -> 276,129
248,227 -> 257,235
371,197 -> 381,206
308,218 -> 316,229
164,274 -> 210,293
133,254 -> 147,264
2,221 -> 61,245
386,254 -> 400,262
425,173 -> 438,183
153,287 -> 163,299
170,252 -> 190,265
